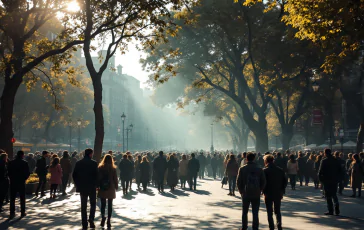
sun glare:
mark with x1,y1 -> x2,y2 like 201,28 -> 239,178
67,1 -> 80,12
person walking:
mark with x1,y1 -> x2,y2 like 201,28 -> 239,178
179,154 -> 189,188
7,151 -> 30,219
72,148 -> 98,229
26,153 -> 36,173
97,154 -> 118,228
314,155 -> 322,189
225,154 -> 239,196
127,154 -> 134,192
237,152 -> 266,230
118,154 -> 134,195
0,151 -> 9,213
345,153 -> 353,187
318,149 -> 342,216
140,156 -> 150,192
306,154 -> 316,188
210,154 -> 218,179
35,151 -> 49,197
153,151 -> 168,193
263,154 -> 287,230
350,153 -> 363,197
49,157 -> 62,199
60,151 -> 72,196
297,152 -> 307,186
287,154 -> 299,190
335,152 -> 346,195
135,155 -> 142,190
167,154 -> 179,191
188,153 -> 200,191
197,152 -> 206,179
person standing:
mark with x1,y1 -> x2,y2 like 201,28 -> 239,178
35,151 -> 49,197
237,152 -> 266,230
345,153 -> 353,187
210,154 -> 218,180
225,154 -> 239,196
334,152 -> 346,195
26,153 -> 36,174
118,154 -> 134,195
179,154 -> 189,188
72,148 -> 98,229
97,154 -> 118,228
188,153 -> 200,191
127,154 -> 134,192
287,154 -> 299,190
350,153 -> 363,197
297,152 -> 307,186
135,155 -> 142,190
318,149 -> 342,215
153,151 -> 168,193
0,152 -> 9,213
49,157 -> 62,199
60,151 -> 72,196
7,151 -> 30,219
263,154 -> 287,230
197,152 -> 206,179
140,156 -> 150,192
167,154 -> 179,191
306,154 -> 316,188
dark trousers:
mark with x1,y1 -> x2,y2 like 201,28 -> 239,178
10,184 -> 26,215
324,183 -> 339,213
36,174 -> 47,195
121,179 -> 129,192
338,180 -> 344,194
298,172 -> 304,185
352,187 -> 362,197
228,176 -> 237,193
100,198 -> 113,218
199,166 -> 205,179
80,190 -> 96,228
212,167 -> 217,179
265,198 -> 282,230
189,174 -> 197,190
304,173 -> 310,185
0,181 -> 9,210
142,181 -> 148,191
62,173 -> 69,193
156,174 -> 164,191
288,174 -> 296,189
50,184 -> 58,196
242,198 -> 260,230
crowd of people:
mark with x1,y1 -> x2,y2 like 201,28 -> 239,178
0,147 -> 363,230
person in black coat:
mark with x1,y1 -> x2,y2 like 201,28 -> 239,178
188,153 -> 200,191
263,154 -> 287,230
297,152 -> 307,186
274,152 -> 286,172
197,152 -> 206,179
211,154 -> 218,179
140,156 -> 150,192
0,151 -> 9,213
72,149 -> 98,229
318,149 -> 342,216
118,154 -> 134,195
35,151 -> 49,197
153,151 -> 168,193
334,152 -> 346,195
167,154 -> 179,191
8,151 -> 30,219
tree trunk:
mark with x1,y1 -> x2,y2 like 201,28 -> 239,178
357,122 -> 364,154
281,125 -> 294,151
92,77 -> 104,162
252,121 -> 269,153
0,77 -> 22,159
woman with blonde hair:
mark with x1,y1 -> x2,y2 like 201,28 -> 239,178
98,154 -> 118,228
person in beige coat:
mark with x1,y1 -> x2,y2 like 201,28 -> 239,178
179,155 -> 189,188
97,154 -> 118,228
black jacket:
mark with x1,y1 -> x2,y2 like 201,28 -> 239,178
8,158 -> 30,185
118,158 -> 134,180
197,155 -> 206,166
263,163 -> 287,199
297,157 -> 307,173
274,157 -> 287,172
153,156 -> 168,175
318,155 -> 342,185
35,157 -> 48,176
0,161 -> 9,183
211,157 -> 218,168
188,158 -> 200,176
72,156 -> 98,194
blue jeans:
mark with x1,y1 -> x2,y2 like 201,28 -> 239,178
242,197 -> 260,230
228,176 -> 237,193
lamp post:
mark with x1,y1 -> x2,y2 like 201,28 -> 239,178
121,113 -> 126,152
210,123 -> 214,153
126,124 -> 133,151
77,119 -> 81,153
117,126 -> 121,150
339,129 -> 344,153
68,120 -> 72,153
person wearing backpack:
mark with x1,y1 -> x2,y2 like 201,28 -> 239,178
97,154 -> 118,228
237,152 -> 266,230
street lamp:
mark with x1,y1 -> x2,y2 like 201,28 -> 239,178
68,120 -> 72,153
121,113 -> 126,152
77,119 -> 81,153
210,123 -> 214,153
126,124 -> 133,151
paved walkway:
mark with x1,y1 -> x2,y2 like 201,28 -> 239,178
1,178 -> 364,229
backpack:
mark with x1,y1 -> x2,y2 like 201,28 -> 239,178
100,174 -> 110,191
245,170 -> 261,196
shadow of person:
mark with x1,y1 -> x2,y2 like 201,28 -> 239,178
192,190 -> 211,195
171,189 -> 190,197
160,192 -> 177,199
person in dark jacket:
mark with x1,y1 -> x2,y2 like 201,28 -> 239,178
263,154 -> 287,230
350,153 -> 363,197
0,151 -> 9,213
140,156 -> 150,192
60,151 -> 72,196
225,154 -> 239,196
153,151 -> 168,193
167,154 -> 179,191
314,155 -> 322,189
197,152 -> 206,179
274,152 -> 286,172
211,154 -> 218,179
345,153 -> 353,187
297,152 -> 307,186
188,153 -> 200,191
35,151 -> 49,197
318,149 -> 341,216
334,152 -> 346,195
26,153 -> 36,173
305,154 -> 315,187
118,154 -> 134,195
72,148 -> 98,229
8,151 -> 30,219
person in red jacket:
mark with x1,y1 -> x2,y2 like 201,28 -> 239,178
49,157 -> 62,199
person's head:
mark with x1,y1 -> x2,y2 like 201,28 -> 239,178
159,151 -> 164,157
289,154 -> 296,162
316,155 -> 322,162
213,153 -> 216,157
169,154 -> 174,160
264,154 -> 274,166
42,150 -> 49,158
298,151 -> 304,158
353,153 -> 360,162
0,153 -> 8,162
334,151 -> 340,158
99,154 -> 115,169
229,154 -> 235,161
359,152 -> 364,159
242,152 -> 247,158
191,153 -> 195,158
63,151 -> 69,159
137,155 -> 142,161
84,148 -> 93,158
127,155 -> 133,161
182,154 -> 187,160
309,154 -> 315,161
141,156 -> 149,163
246,152 -> 255,162
348,153 -> 353,160
123,154 -> 128,159
51,157 -> 60,167
324,148 -> 332,157
108,150 -> 113,156
17,150 -> 25,159
277,152 -> 282,157
264,152 -> 269,156
28,153 -> 34,158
